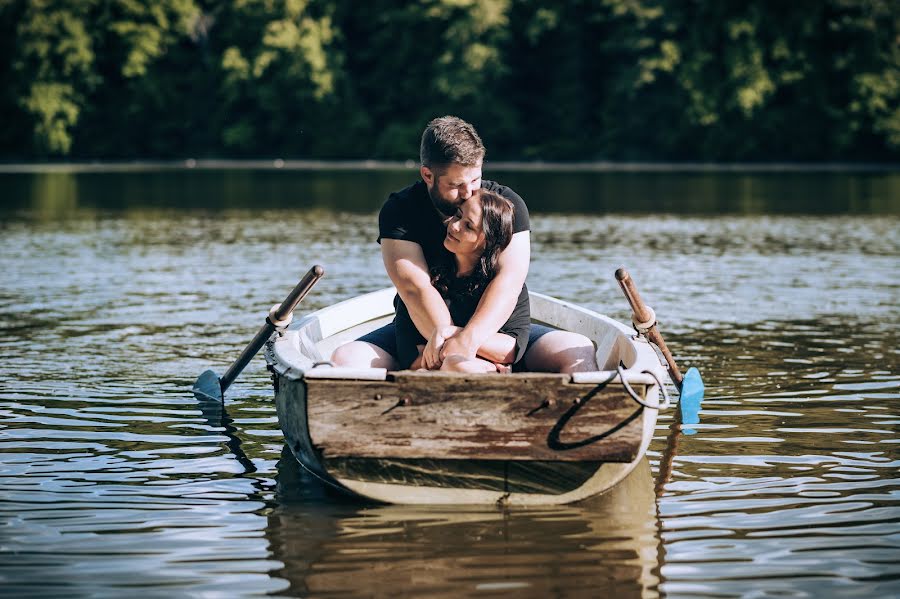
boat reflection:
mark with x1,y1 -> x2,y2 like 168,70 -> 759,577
265,445 -> 661,597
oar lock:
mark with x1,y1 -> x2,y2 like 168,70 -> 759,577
631,305 -> 657,335
267,304 -> 294,328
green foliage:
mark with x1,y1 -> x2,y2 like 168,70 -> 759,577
12,0 -> 98,154
211,0 -> 346,156
1,0 -> 897,160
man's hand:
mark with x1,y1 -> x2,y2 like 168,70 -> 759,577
424,325 -> 462,369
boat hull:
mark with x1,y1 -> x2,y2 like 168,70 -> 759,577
267,288 -> 667,505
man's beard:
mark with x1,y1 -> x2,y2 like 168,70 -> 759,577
429,185 -> 458,217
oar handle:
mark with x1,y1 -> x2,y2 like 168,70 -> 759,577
615,267 -> 684,388
273,265 -> 325,322
219,265 -> 325,394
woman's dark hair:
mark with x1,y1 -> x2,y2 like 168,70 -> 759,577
431,190 -> 515,296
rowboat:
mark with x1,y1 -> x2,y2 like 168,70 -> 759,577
264,286 -> 671,506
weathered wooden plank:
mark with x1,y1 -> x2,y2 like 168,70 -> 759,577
305,374 -> 646,462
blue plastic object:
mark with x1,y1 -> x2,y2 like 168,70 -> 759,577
679,367 -> 704,435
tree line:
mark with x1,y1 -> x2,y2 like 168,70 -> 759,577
2,0 -> 898,162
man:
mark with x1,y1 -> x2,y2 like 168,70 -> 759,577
332,116 -> 596,373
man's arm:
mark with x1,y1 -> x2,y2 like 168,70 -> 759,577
441,230 -> 530,359
381,238 -> 453,338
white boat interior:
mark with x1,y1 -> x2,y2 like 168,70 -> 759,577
269,287 -> 666,387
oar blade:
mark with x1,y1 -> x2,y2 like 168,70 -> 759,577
679,367 -> 704,434
193,369 -> 224,402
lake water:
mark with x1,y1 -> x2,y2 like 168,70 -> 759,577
1,167 -> 898,597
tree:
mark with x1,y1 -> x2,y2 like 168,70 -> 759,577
1,0 -> 897,161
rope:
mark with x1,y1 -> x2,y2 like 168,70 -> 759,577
544,365 -> 671,451
642,368 -> 672,409
546,379 -> 644,451
616,362 -> 669,409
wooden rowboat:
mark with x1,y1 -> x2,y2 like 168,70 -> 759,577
264,287 -> 670,506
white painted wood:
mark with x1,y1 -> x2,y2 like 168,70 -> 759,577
303,366 -> 388,381
265,286 -> 670,505
570,370 -> 657,385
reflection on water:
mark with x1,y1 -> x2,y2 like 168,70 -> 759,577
270,451 -> 659,597
653,320 -> 900,597
0,171 -> 897,596
2,168 -> 899,216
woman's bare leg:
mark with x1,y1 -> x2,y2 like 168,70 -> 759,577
522,331 -> 597,373
440,354 -> 497,373
331,341 -> 399,369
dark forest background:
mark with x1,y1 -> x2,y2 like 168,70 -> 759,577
2,0 -> 898,162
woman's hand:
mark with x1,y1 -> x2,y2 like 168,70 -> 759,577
440,328 -> 479,362
423,325 -> 461,369
409,349 -> 425,370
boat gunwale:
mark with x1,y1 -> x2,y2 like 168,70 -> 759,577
266,287 -> 666,386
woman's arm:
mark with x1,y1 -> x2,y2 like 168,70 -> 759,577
433,327 -> 516,365
440,231 -> 530,359
474,332 -> 517,364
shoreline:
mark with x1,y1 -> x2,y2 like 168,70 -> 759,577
0,159 -> 897,174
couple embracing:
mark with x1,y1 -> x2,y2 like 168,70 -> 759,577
333,116 -> 596,374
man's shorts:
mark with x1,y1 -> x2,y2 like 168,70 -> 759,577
357,321 -> 555,367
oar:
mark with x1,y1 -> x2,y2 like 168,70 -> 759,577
193,265 -> 325,402
614,268 -> 704,494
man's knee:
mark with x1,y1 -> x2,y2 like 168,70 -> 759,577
331,341 -> 398,369
524,331 -> 597,373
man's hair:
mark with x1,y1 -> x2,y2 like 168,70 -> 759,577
420,116 -> 485,170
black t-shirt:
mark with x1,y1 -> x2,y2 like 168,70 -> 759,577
378,179 -> 532,367
378,179 -> 530,265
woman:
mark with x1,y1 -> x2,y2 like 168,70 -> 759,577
394,189 -> 531,373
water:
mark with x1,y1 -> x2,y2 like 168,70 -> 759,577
1,168 -> 898,597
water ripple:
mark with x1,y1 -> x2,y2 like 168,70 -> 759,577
1,206 -> 897,596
